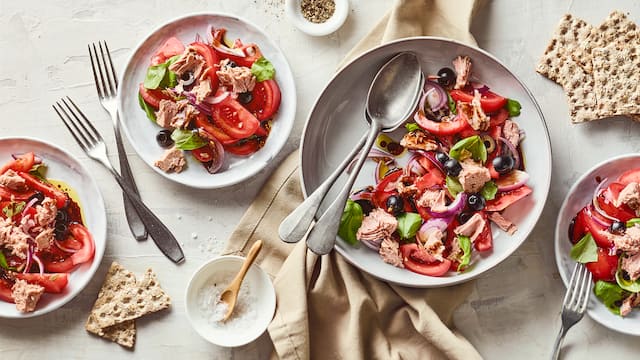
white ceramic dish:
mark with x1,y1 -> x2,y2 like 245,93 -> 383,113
300,37 -> 552,287
285,0 -> 349,36
185,255 -> 276,347
118,13 -> 296,189
0,137 -> 107,318
555,154 -> 640,336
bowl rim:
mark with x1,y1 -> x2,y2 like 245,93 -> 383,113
184,255 -> 276,347
117,11 -> 297,189
0,136 -> 107,318
298,36 -> 552,287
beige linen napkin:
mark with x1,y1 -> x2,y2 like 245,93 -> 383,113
223,0 -> 484,359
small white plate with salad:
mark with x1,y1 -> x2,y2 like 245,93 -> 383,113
118,13 -> 296,189
300,37 -> 552,287
555,154 -> 640,336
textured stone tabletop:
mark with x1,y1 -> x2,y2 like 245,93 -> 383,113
0,0 -> 639,359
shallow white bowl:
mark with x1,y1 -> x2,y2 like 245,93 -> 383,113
285,0 -> 349,36
555,154 -> 640,336
118,13 -> 296,189
0,137 -> 107,318
185,255 -> 276,347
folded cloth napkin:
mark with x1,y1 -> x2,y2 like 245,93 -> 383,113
223,0 -> 484,359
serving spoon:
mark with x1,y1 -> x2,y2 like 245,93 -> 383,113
305,52 -> 424,255
218,240 -> 263,322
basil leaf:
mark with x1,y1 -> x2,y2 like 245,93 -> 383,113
143,55 -> 181,89
446,176 -> 463,197
138,92 -> 157,122
29,164 -> 48,183
0,251 -> 8,270
594,280 -> 626,315
449,135 -> 487,163
338,200 -> 363,245
448,93 -> 456,114
570,233 -> 598,263
616,266 -> 640,292
481,181 -> 498,200
170,129 -> 207,150
627,218 -> 640,227
506,98 -> 521,117
251,57 -> 275,82
457,235 -> 472,271
405,123 -> 420,132
396,212 -> 422,240
2,201 -> 25,218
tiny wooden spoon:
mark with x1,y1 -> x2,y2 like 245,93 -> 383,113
218,240 -> 263,322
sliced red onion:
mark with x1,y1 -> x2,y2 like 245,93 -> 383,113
203,91 -> 230,105
22,197 -> 39,216
211,39 -> 245,57
405,154 -> 426,176
592,178 -> 619,222
54,239 -> 78,253
498,137 -> 521,170
32,253 -> 44,275
416,217 -> 452,243
361,238 -> 382,251
587,205 -> 612,228
23,246 -> 33,274
416,150 -> 446,174
471,82 -> 490,94
428,192 -> 467,218
204,138 -> 225,174
495,170 -> 529,192
184,92 -> 212,116
420,81 -> 448,112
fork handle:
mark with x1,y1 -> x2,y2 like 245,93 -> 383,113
551,326 -> 567,360
113,116 -> 148,241
107,167 -> 185,264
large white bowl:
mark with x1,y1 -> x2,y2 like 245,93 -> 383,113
300,37 -> 552,287
555,154 -> 640,336
0,137 -> 107,318
118,13 -> 296,189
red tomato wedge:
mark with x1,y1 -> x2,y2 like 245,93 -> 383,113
399,243 -> 451,276
150,37 -> 185,65
585,248 -> 618,282
224,138 -> 262,156
0,279 -> 13,303
415,157 -> 446,191
15,273 -> 69,293
617,169 -> 640,185
211,28 -> 263,67
17,172 -> 68,208
372,169 -> 403,210
139,83 -> 172,109
194,113 -> 236,145
484,185 -> 532,212
211,94 -> 260,139
489,108 -> 509,127
599,183 -> 636,222
415,111 -> 470,136
450,89 -> 508,113
68,223 -> 95,266
0,152 -> 35,174
474,212 -> 493,252
188,42 -> 219,91
244,79 -> 281,121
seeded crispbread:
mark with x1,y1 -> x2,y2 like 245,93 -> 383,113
559,60 -> 601,123
592,38 -> 640,118
572,10 -> 638,74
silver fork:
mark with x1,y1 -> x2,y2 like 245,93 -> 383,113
551,263 -> 592,359
53,97 -> 185,264
88,41 -> 148,241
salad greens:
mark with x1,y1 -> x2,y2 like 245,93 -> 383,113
480,181 -> 498,201
251,57 -> 275,82
449,135 -> 487,164
616,267 -> 640,292
338,200 -> 364,245
170,129 -> 207,150
570,233 -> 598,263
405,123 -> 420,132
396,212 -> 422,240
2,201 -> 25,219
506,99 -> 521,117
594,280 -> 626,315
457,235 -> 472,271
138,93 -> 157,122
143,55 -> 180,89
446,175 -> 463,197
447,93 -> 457,114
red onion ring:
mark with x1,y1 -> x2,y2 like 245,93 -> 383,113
416,217 -> 452,243
495,170 -> 529,192
592,178 -> 619,222
23,246 -> 33,273
405,153 -> 426,176
498,137 -> 521,170
420,81 -> 448,112
32,253 -> 44,275
54,239 -> 78,253
587,205 -> 613,228
203,91 -> 230,105
416,150 -> 446,174
21,197 -> 39,216
428,192 -> 467,218
12,154 -> 42,164
183,92 -> 212,116
204,138 -> 225,174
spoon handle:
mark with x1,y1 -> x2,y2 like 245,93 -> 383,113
306,122 -> 382,255
230,240 -> 263,291
278,133 -> 368,244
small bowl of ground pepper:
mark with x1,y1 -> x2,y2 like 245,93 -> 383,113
285,0 -> 349,36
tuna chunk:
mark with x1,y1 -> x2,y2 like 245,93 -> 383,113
457,90 -> 490,131
620,293 -> 640,317
12,279 -> 45,313
34,227 -> 54,251
0,217 -> 29,259
621,252 -> 640,281
35,197 -> 57,228
399,130 -> 438,151
168,49 -> 207,80
357,208 -> 398,245
605,225 -> 640,253
454,213 -> 486,243
0,169 -> 26,191
155,99 -> 198,129
378,238 -> 404,268
192,78 -> 212,103
614,182 -> 640,212
447,235 -> 463,262
458,159 -> 491,193
154,147 -> 186,173
395,175 -> 419,197
487,212 -> 517,235
452,55 -> 472,90
503,120 -> 521,147
416,189 -> 448,213
422,229 -> 445,261
216,59 -> 256,94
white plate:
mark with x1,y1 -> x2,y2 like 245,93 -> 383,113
300,37 -> 552,287
118,13 -> 296,189
554,154 -> 640,336
0,137 -> 107,318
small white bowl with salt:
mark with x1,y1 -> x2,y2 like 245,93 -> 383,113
185,255 -> 276,347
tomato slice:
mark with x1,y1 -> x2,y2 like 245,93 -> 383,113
489,108 -> 509,127
244,79 -> 281,121
372,169 -> 403,209
617,169 -> 640,185
192,146 -> 215,163
484,185 -> 532,212
414,156 -> 445,191
598,183 -> 636,222
194,113 -> 236,145
399,243 -> 452,276
15,273 -> 69,293
474,212 -> 493,252
211,94 -> 260,139
415,109 -> 470,136
0,152 -> 35,174
0,279 -> 13,303
450,89 -> 508,113
139,83 -> 172,109
581,210 -> 614,248
224,138 -> 262,156
585,249 -> 618,282
68,223 -> 95,266
43,257 -> 75,273
188,42 -> 219,91
151,37 -> 185,65
17,172 -> 68,208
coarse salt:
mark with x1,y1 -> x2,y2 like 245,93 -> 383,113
197,269 -> 258,330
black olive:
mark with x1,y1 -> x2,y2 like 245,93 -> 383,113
355,199 -> 374,215
156,130 -> 174,148
238,92 -> 253,104
435,151 -> 449,164
227,60 -> 238,68
568,216 -> 576,243
54,222 -> 68,240
437,67 -> 456,89
492,155 -> 515,175
27,191 -> 45,206
386,195 -> 404,215
55,210 -> 68,224
458,211 -> 473,224
467,193 -> 486,211
609,221 -> 626,235
443,158 -> 462,177
180,71 -> 195,86
622,270 -> 631,281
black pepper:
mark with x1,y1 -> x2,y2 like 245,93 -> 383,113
301,0 -> 335,24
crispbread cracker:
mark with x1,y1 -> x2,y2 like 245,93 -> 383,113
93,267 -> 171,329
592,39 -> 640,117
560,60 -> 600,123
87,319 -> 136,348
572,11 -> 638,73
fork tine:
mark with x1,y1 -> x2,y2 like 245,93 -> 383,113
53,102 -> 89,152
98,41 -> 116,97
563,263 -> 579,306
88,44 -> 104,99
62,97 -> 104,144
101,41 -> 119,90
577,269 -> 592,311
92,43 -> 110,98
